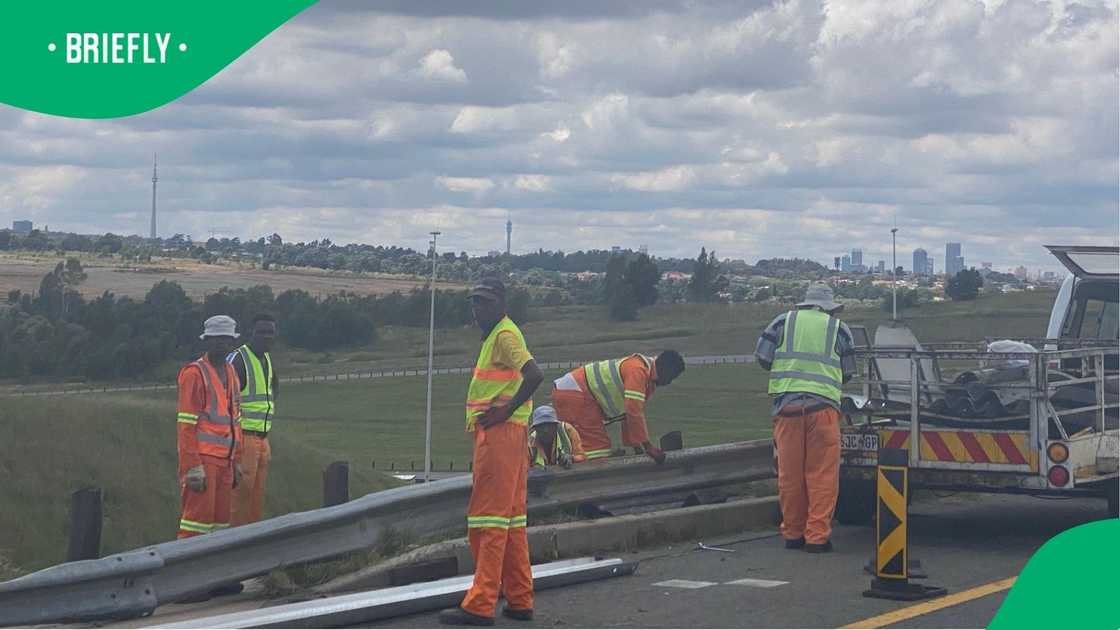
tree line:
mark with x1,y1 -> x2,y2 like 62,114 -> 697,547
0,259 -> 529,381
0,228 -> 737,285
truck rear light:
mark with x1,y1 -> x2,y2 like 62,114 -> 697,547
1047,465 -> 1070,487
1047,442 -> 1069,464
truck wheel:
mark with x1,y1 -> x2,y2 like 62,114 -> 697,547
836,477 -> 876,525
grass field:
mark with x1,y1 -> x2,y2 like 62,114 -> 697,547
277,363 -> 774,470
0,290 -> 1059,577
0,395 -> 395,578
0,252 -> 463,300
283,288 -> 1060,376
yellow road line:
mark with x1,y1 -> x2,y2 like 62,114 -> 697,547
840,576 -> 1017,629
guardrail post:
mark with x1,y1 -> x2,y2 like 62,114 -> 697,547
66,487 -> 102,561
863,447 -> 945,601
322,461 -> 350,507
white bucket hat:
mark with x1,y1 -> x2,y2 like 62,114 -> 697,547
531,405 -> 560,428
200,315 -> 238,339
797,283 -> 843,313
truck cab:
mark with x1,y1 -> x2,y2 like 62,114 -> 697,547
1044,245 -> 1119,370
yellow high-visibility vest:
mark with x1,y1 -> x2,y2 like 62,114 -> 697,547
465,316 -> 532,431
767,309 -> 843,403
235,344 -> 275,433
583,354 -> 652,422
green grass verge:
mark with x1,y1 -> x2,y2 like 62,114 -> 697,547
0,395 -> 396,577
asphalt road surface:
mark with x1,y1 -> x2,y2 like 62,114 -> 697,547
366,493 -> 1110,629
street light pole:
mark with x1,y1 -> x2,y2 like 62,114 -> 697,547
424,231 -> 441,483
891,227 -> 898,321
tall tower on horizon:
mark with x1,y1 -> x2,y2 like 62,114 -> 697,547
150,154 -> 158,239
505,213 -> 512,256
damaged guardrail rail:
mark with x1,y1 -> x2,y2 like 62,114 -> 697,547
0,439 -> 774,627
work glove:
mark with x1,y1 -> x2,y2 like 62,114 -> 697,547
233,463 -> 243,489
185,465 -> 206,493
644,444 -> 667,465
558,453 -> 573,469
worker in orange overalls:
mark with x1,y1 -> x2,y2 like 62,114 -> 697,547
440,278 -> 543,626
756,283 -> 855,553
550,351 -> 686,464
176,315 -> 243,540
528,405 -> 587,469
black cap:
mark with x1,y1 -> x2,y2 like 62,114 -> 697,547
469,277 -> 506,302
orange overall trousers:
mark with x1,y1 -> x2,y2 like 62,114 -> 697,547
773,404 -> 841,544
460,421 -> 533,618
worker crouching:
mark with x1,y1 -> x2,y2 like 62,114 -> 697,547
550,351 -> 685,464
528,405 -> 587,468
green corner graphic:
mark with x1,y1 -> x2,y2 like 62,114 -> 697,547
0,1 -> 317,119
989,518 -> 1119,629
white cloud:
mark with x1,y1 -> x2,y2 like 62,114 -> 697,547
436,176 -> 494,193
542,126 -> 571,142
417,49 -> 467,82
514,174 -> 552,191
611,165 -> 696,192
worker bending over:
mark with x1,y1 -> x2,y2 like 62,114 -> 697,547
528,405 -> 587,468
440,278 -> 543,627
755,283 -> 855,553
551,350 -> 685,464
229,313 -> 279,526
176,315 -> 242,539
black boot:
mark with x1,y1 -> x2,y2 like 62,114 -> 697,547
503,607 -> 534,621
784,537 -> 806,550
804,540 -> 833,553
439,607 -> 495,626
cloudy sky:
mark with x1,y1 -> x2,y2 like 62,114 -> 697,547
1,0 -> 1116,272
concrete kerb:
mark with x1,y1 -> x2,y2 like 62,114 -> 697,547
315,495 -> 779,595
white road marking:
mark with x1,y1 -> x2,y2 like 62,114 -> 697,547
653,579 -> 718,589
724,578 -> 789,588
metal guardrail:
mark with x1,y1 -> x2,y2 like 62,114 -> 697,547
0,439 -> 773,627
0,354 -> 755,399
156,557 -> 637,629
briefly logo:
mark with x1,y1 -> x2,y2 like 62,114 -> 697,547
47,33 -> 187,64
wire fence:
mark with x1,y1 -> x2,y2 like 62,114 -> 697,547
0,354 -> 755,399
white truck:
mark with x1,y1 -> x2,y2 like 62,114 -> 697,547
837,245 -> 1119,522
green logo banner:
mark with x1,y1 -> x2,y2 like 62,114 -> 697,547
0,0 -> 317,119
989,518 -> 1119,629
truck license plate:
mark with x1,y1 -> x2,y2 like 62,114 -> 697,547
841,433 -> 879,452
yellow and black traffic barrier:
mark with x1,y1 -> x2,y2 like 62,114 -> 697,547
863,447 -> 947,601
